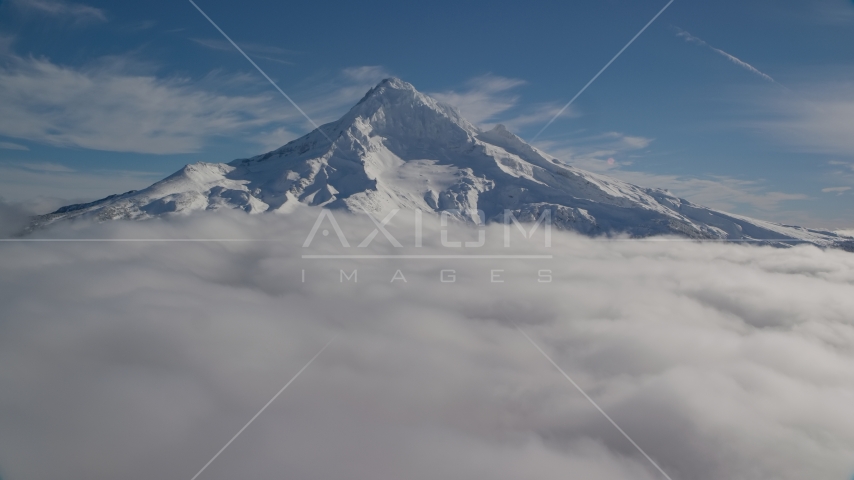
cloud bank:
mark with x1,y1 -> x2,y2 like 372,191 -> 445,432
0,212 -> 853,480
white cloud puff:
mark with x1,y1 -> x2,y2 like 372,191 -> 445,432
0,211 -> 853,480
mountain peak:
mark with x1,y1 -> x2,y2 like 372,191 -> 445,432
354,77 -> 419,106
377,77 -> 416,91
338,77 -> 479,143
33,77 -> 850,248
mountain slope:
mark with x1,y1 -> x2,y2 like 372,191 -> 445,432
34,78 -> 849,247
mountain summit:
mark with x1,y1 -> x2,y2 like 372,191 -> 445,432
36,78 -> 848,246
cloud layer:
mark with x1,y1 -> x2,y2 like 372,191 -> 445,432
0,211 -> 853,480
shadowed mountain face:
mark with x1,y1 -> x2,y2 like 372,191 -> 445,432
35,78 -> 849,246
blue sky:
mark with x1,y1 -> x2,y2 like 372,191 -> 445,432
0,0 -> 853,228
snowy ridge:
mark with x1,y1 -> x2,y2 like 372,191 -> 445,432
35,78 -> 851,247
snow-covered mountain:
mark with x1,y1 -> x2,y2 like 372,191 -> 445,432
35,78 -> 850,247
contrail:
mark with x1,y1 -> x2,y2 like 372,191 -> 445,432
531,0 -> 677,142
675,28 -> 777,84
188,0 -> 332,142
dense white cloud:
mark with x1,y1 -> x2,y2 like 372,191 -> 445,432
0,211 -> 853,480
0,198 -> 36,236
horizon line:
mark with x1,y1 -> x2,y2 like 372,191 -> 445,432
301,254 -> 554,259
0,238 -> 836,244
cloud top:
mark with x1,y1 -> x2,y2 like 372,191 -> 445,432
0,212 -> 853,479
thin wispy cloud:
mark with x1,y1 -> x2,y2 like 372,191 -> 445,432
430,75 -> 525,125
0,47 -> 394,156
0,161 -> 162,209
536,137 -> 813,222
0,35 -> 14,54
822,186 -> 851,194
536,132 -> 653,172
341,65 -> 388,83
0,141 -> 28,151
227,65 -> 394,150
125,20 -> 157,32
0,54 -> 296,154
829,160 -> 854,172
498,103 -> 580,132
251,126 -> 301,152
675,28 -> 777,84
190,38 -> 297,65
295,65 -> 394,121
261,65 -> 395,131
5,161 -> 74,173
8,0 -> 106,24
190,38 -> 297,56
810,0 -> 854,24
615,171 -> 809,213
430,74 -> 575,130
746,80 -> 854,156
